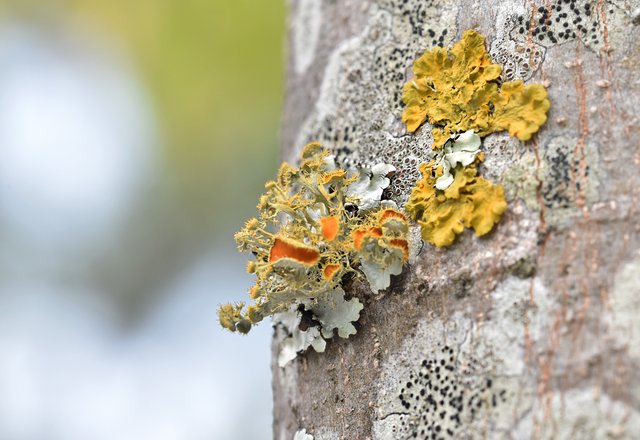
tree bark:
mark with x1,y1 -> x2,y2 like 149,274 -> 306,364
274,0 -> 640,439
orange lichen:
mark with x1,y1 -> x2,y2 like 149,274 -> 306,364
402,30 -> 550,148
353,206 -> 411,292
380,209 -> 408,223
352,227 -> 383,251
321,169 -> 347,184
389,239 -> 410,260
269,237 -> 320,265
320,215 -> 340,241
322,263 -> 341,281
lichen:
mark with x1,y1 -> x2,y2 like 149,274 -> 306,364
353,201 -> 410,291
405,159 -> 507,247
434,130 -> 482,190
293,429 -> 314,440
293,3 -> 460,206
491,2 -> 628,60
219,143 -> 410,364
276,308 -> 327,368
402,30 -> 548,247
402,29 -> 550,148
501,135 -> 603,226
374,277 -> 557,439
346,163 -> 396,210
305,288 -> 364,339
490,81 -> 550,141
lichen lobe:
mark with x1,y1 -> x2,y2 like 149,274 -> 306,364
402,29 -> 550,149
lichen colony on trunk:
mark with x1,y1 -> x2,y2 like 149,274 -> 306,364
275,0 -> 640,439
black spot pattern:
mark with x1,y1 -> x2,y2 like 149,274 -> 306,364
491,1 -> 620,81
391,345 -> 508,439
542,138 -> 593,209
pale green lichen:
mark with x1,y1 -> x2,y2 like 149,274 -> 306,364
219,143 -> 411,364
435,130 -> 482,190
273,287 -> 365,367
346,163 -> 396,210
294,429 -> 314,440
402,29 -> 550,149
275,288 -> 363,365
275,308 -> 327,368
305,287 -> 363,339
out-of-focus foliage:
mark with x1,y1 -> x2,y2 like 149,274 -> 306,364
0,0 -> 285,318
0,1 -> 284,438
0,0 -> 285,228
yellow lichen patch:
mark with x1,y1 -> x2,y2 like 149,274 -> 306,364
402,30 -> 501,145
319,215 -> 340,241
269,237 -> 320,265
491,81 -> 550,141
466,177 -> 507,236
402,30 -> 549,148
406,161 -> 506,247
322,263 -> 341,281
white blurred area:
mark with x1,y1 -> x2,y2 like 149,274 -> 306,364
0,24 -> 154,255
0,23 -> 272,440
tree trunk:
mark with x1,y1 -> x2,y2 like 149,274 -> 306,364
274,0 -> 640,439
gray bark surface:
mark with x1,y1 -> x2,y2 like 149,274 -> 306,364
275,1 -> 640,439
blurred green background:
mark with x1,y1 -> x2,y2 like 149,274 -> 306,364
0,0 -> 285,438
0,0 -> 285,314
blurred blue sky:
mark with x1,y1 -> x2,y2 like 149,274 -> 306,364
0,2 -> 284,439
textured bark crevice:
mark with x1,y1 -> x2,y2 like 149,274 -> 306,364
275,1 -> 640,439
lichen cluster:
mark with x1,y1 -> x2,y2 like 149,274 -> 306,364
219,28 -> 551,367
403,30 -> 549,246
402,30 -> 550,148
219,143 -> 410,365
